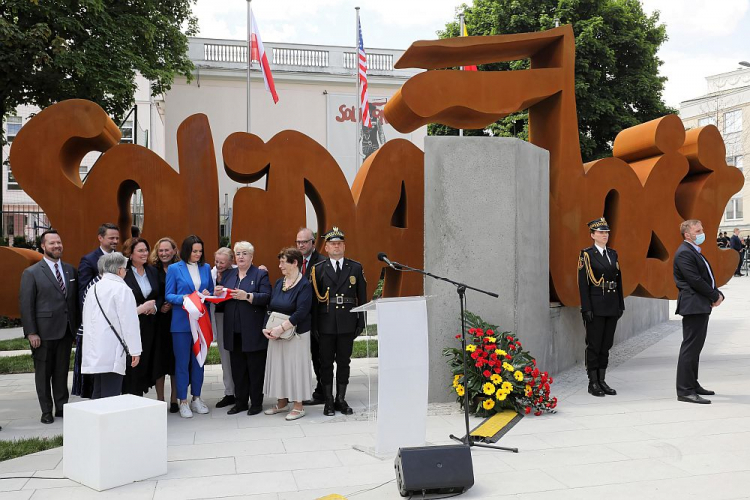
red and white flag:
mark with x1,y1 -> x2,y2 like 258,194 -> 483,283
182,291 -> 224,367
250,13 -> 279,104
357,17 -> 371,128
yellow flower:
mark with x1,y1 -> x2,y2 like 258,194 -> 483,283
514,370 -> 524,381
503,362 -> 514,372
490,374 -> 502,384
453,374 -> 462,387
525,384 -> 532,392
495,349 -> 507,357
496,392 -> 507,401
486,337 -> 497,343
502,381 -> 513,392
482,399 -> 495,410
482,382 -> 496,396
456,384 -> 465,396
466,344 -> 477,352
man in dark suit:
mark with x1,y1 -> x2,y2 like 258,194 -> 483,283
674,219 -> 724,404
310,227 -> 367,416
296,227 -> 326,405
78,223 -> 119,305
19,230 -> 79,423
730,228 -> 744,277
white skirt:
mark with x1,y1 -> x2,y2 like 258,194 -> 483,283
263,331 -> 313,402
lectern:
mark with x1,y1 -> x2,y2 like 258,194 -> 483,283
352,296 -> 429,455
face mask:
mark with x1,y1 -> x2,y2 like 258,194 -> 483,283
694,233 -> 706,245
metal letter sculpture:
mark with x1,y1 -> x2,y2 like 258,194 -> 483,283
0,25 -> 742,316
384,25 -> 743,305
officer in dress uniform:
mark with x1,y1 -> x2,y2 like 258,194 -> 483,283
310,227 -> 367,416
578,217 -> 624,397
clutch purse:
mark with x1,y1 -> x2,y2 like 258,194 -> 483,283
266,311 -> 297,340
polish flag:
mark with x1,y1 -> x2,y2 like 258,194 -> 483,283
183,292 -> 216,367
250,13 -> 279,104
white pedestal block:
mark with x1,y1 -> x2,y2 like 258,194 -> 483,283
63,394 -> 167,491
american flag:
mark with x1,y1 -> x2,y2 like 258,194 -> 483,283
357,18 -> 371,128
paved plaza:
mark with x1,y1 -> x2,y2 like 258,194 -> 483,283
2,276 -> 750,499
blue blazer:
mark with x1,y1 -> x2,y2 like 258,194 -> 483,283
78,247 -> 104,307
165,261 -> 214,333
219,266 -> 272,352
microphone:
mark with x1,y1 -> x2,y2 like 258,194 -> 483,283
377,252 -> 399,270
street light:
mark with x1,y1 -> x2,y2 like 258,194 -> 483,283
740,61 -> 750,68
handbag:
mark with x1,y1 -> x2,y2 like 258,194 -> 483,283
266,311 -> 297,340
94,284 -> 132,363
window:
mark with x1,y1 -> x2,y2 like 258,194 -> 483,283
726,196 -> 743,220
726,155 -> 744,172
724,110 -> 742,134
120,119 -> 133,144
5,116 -> 22,142
7,167 -> 20,190
79,165 -> 88,181
698,116 -> 717,127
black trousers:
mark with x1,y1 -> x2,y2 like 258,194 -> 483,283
92,372 -> 124,399
310,332 -> 323,396
32,335 -> 73,413
676,313 -> 710,396
319,332 -> 357,386
584,315 -> 618,371
736,250 -> 745,274
230,347 -> 266,409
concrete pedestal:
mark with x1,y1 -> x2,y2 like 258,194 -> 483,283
63,394 -> 167,491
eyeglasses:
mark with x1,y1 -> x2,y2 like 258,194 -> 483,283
295,239 -> 313,245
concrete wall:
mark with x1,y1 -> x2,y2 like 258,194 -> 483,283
423,136 -> 669,402
424,137 -> 550,403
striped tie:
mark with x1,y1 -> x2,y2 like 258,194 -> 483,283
54,263 -> 66,294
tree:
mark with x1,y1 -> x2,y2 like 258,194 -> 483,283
0,0 -> 198,146
432,0 -> 675,162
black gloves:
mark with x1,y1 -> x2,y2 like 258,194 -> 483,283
582,311 -> 594,323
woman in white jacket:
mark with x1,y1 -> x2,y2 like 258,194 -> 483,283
82,252 -> 142,399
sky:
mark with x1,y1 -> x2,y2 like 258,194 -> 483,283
193,0 -> 750,108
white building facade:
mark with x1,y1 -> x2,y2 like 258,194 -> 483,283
679,67 -> 750,235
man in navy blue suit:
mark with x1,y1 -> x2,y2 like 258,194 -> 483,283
674,219 -> 724,404
78,223 -> 120,305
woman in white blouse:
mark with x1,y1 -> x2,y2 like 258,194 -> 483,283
81,252 -> 142,399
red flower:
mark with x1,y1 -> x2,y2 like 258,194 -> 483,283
516,341 -> 522,347
524,366 -> 532,374
524,407 -> 531,414
475,361 -> 482,368
505,354 -> 512,360
532,359 -> 536,366
551,401 -> 557,408
552,397 -> 558,403
549,377 -> 554,384
543,371 -> 548,378
506,336 -> 513,341
532,368 -> 540,378
488,360 -> 496,367
455,334 -> 461,339
486,329 -> 494,335
483,370 -> 491,378
534,410 -> 542,416
544,383 -> 550,392
471,352 -> 479,360
468,328 -> 477,334
490,353 -> 498,361
476,329 -> 485,337
494,367 -> 502,373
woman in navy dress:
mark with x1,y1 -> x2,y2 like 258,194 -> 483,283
262,248 -> 313,421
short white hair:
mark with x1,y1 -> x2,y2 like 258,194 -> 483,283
233,241 -> 255,254
98,252 -> 127,276
215,247 -> 233,260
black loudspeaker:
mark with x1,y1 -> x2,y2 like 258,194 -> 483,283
394,445 -> 474,497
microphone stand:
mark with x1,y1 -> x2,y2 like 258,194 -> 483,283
386,258 -> 518,454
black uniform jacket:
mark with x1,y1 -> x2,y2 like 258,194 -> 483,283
578,246 -> 625,317
311,258 -> 367,335
674,241 -> 723,316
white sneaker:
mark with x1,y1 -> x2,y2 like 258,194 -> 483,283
179,401 -> 193,418
190,397 -> 210,414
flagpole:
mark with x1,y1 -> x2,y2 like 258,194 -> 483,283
355,6 -> 361,174
251,0 -> 253,134
459,12 -> 464,137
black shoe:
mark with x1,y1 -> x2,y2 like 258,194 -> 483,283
302,393 -> 325,406
227,405 -> 248,415
247,406 -> 263,416
678,394 -> 711,404
597,369 -> 617,396
216,395 -> 236,408
54,409 -> 63,418
169,402 -> 179,413
323,385 -> 335,416
696,387 -> 715,396
41,413 -> 54,424
335,383 -> 354,415
588,382 -> 606,397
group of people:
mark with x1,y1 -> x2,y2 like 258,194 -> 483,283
19,223 -> 367,424
579,217 -> 727,404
